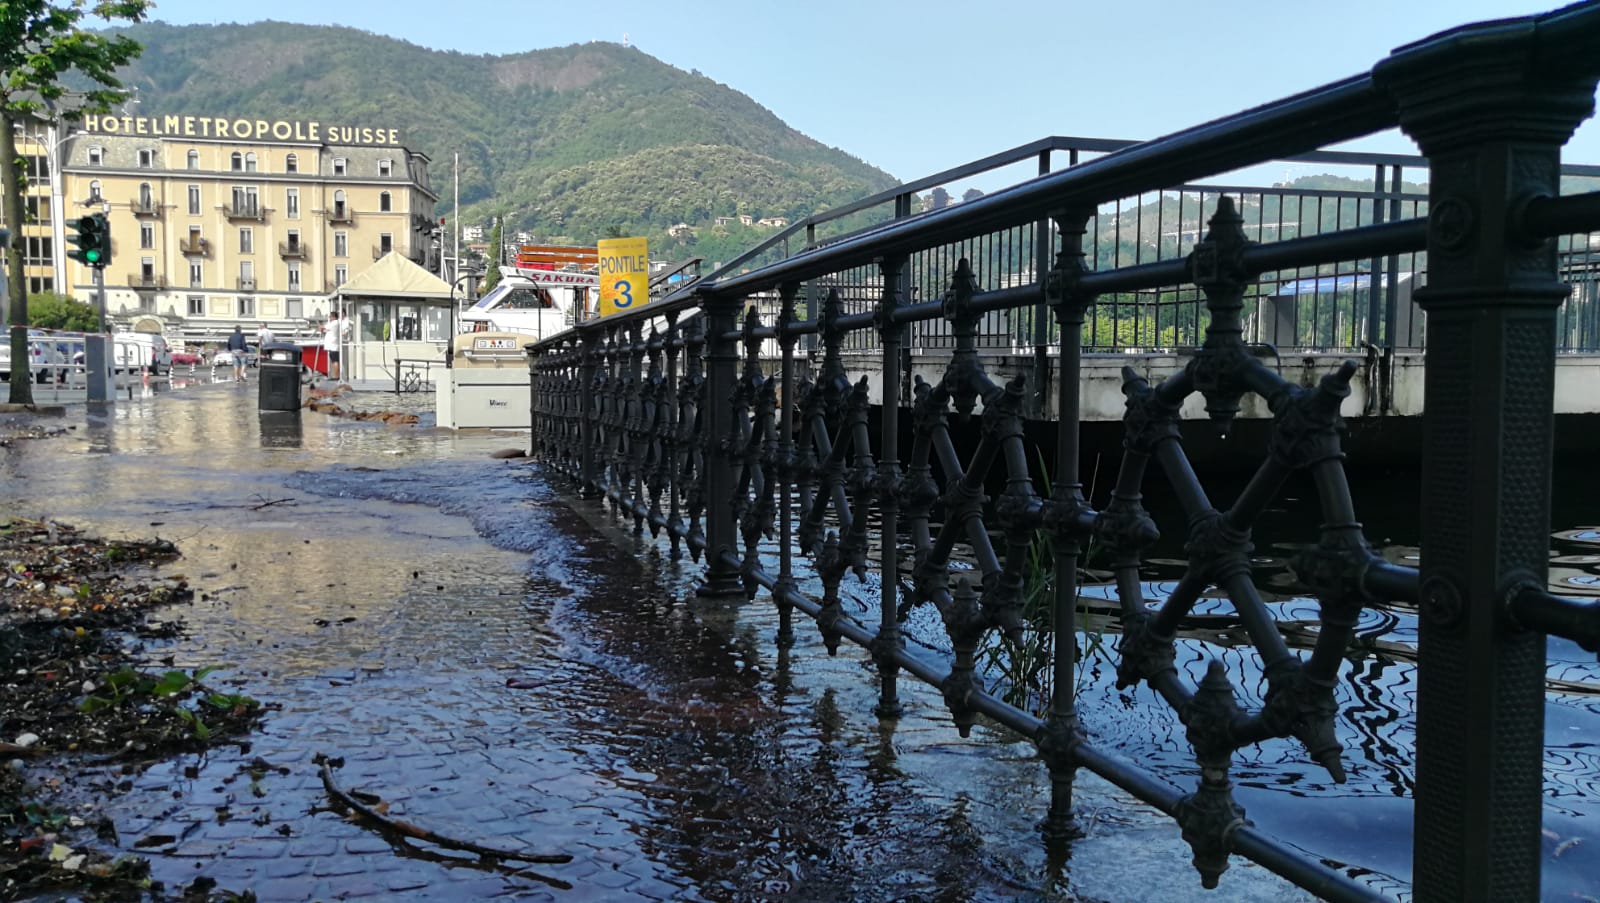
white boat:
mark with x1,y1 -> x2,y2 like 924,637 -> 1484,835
458,266 -> 599,341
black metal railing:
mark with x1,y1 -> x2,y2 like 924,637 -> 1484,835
529,5 -> 1600,902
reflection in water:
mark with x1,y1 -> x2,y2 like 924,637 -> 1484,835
258,411 -> 303,448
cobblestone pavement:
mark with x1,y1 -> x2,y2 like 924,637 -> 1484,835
1,380 -> 1314,902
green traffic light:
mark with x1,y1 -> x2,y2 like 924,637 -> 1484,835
85,249 -> 101,263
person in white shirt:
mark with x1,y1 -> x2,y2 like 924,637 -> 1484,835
256,322 -> 275,348
323,312 -> 342,380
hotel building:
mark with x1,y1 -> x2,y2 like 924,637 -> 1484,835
57,113 -> 439,341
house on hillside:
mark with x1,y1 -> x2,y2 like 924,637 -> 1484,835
667,222 -> 694,238
757,216 -> 789,228
738,214 -> 753,226
713,216 -> 733,227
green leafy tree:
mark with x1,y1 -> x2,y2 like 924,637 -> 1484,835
26,291 -> 97,331
481,217 -> 504,292
2,0 -> 150,404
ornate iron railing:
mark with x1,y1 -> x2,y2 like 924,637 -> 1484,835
530,5 -> 1600,902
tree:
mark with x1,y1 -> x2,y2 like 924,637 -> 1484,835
2,0 -> 150,405
481,217 -> 503,292
27,290 -> 96,331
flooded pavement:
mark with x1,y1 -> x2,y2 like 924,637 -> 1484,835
0,379 -> 1318,902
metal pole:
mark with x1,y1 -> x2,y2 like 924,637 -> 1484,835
95,266 -> 105,334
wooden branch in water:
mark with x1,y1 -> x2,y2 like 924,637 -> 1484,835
318,761 -> 572,865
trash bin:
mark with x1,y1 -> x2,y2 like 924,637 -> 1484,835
258,342 -> 302,412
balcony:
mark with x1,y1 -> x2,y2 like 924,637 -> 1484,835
131,199 -> 161,217
179,236 -> 210,257
129,273 -> 165,291
237,277 -> 257,292
279,241 -> 308,260
224,203 -> 266,222
327,206 -> 355,225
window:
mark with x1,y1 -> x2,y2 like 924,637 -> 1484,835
378,159 -> 393,177
189,262 -> 203,288
285,153 -> 298,173
334,264 -> 347,288
188,185 -> 201,215
231,186 -> 259,215
140,223 -> 154,249
285,188 -> 300,219
88,180 -> 103,203
23,236 -> 52,266
379,233 -> 393,255
230,151 -> 243,171
287,262 -> 301,291
239,228 -> 253,254
138,182 -> 154,207
285,297 -> 303,319
87,146 -> 103,166
240,260 -> 254,282
237,295 -> 255,317
379,191 -> 392,212
140,257 -> 154,279
332,189 -> 347,219
334,231 -> 348,258
187,226 -> 202,251
332,157 -> 347,176
187,150 -> 199,170
188,295 -> 205,316
245,152 -> 257,173
137,148 -> 154,168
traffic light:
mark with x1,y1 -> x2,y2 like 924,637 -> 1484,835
67,213 -> 111,269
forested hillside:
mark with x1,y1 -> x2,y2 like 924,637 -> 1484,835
109,21 -> 900,256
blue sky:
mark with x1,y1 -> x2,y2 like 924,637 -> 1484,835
131,0 -> 1600,190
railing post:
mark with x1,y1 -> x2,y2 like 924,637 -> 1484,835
873,254 -> 907,718
774,283 -> 801,646
1376,21 -> 1598,903
578,329 -> 603,499
699,290 -> 744,597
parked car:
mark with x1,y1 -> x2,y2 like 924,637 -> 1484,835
0,331 -> 71,384
171,349 -> 204,367
114,332 -> 173,375
212,345 -> 259,368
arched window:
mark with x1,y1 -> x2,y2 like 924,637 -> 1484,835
379,191 -> 392,212
285,153 -> 298,173
244,152 -> 257,173
138,182 -> 153,207
88,179 -> 103,202
230,151 -> 243,171
186,149 -> 199,170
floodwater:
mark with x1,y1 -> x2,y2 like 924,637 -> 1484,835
0,378 -> 1595,901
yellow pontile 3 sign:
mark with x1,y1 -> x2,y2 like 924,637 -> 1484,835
597,237 -> 649,319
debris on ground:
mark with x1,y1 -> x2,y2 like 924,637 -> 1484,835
0,517 -> 264,901
304,385 -> 420,424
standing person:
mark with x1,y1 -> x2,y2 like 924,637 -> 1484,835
256,321 -> 275,348
324,311 -> 342,381
225,324 -> 248,383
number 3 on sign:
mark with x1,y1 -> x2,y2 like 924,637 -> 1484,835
613,279 -> 634,308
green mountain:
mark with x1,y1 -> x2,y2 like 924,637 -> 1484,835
106,21 -> 899,258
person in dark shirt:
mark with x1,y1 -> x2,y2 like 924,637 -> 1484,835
225,324 -> 248,383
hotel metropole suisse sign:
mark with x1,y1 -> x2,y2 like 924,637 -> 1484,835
79,114 -> 402,147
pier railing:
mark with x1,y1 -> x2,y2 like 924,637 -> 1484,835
529,5 -> 1600,901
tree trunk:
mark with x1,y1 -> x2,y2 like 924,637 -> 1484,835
2,112 -> 33,405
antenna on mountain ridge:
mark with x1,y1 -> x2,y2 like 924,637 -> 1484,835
622,33 -> 630,48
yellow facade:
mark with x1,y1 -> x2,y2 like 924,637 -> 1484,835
59,119 -> 437,340
0,124 -> 62,299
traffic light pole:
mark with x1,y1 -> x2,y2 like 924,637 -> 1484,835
95,266 -> 105,334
